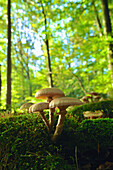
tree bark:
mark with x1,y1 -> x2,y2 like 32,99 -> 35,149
6,0 -> 11,110
101,0 -> 113,90
45,39 -> 53,87
92,1 -> 103,37
40,1 -> 54,87
0,64 -> 1,108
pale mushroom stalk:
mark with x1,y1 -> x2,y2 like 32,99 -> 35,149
47,97 -> 55,131
49,97 -> 83,142
31,102 -> 51,133
49,108 -> 55,132
39,111 -> 50,133
51,110 -> 66,142
35,88 -> 65,132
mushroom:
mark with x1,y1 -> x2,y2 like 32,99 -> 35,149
35,88 -> 65,131
81,96 -> 93,103
81,96 -> 89,103
20,102 -> 34,113
31,102 -> 50,133
87,92 -> 100,96
94,96 -> 101,102
83,110 -> 103,119
49,97 -> 83,142
86,92 -> 101,102
29,104 -> 34,113
83,111 -> 94,119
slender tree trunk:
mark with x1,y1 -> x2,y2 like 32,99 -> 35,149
45,39 -> 53,87
92,1 -> 103,37
101,0 -> 113,92
26,69 -> 32,96
6,0 -> 11,110
40,1 -> 54,87
21,69 -> 25,100
0,64 -> 1,108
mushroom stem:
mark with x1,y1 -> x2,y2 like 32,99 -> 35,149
49,108 -> 55,132
39,111 -> 51,133
51,110 -> 66,142
47,97 -> 55,132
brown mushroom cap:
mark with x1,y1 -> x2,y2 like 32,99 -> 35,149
29,104 -> 34,113
87,92 -> 100,96
49,97 -> 83,110
32,102 -> 49,113
20,102 -> 34,110
83,111 -> 103,118
35,88 -> 65,100
94,96 -> 101,99
83,111 -> 94,117
81,96 -> 92,100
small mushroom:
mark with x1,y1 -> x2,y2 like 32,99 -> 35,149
87,92 -> 100,96
87,92 -> 101,102
94,96 -> 101,102
83,110 -> 103,119
81,96 -> 89,103
31,102 -> 50,133
29,104 -> 34,113
49,97 -> 83,142
35,88 -> 65,131
20,102 -> 34,113
81,96 -> 93,103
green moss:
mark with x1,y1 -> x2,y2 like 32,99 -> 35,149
75,118 -> 113,151
1,105 -> 113,169
69,100 -> 113,121
56,118 -> 113,167
0,114 -> 76,169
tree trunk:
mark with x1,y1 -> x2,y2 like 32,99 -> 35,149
101,0 -> 113,94
45,39 -> 54,87
6,0 -> 11,110
26,68 -> 32,96
40,1 -> 54,87
0,64 -> 1,108
92,1 -> 103,37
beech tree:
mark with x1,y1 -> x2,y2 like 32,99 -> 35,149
6,0 -> 11,110
40,0 -> 54,87
0,64 -> 1,108
101,0 -> 113,95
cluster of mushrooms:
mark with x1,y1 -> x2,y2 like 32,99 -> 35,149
20,88 -> 83,142
81,92 -> 101,103
83,110 -> 103,119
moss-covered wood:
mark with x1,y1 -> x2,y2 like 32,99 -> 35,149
69,100 -> 113,121
0,114 -> 76,170
57,118 -> 113,169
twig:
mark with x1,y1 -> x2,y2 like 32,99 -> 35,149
75,146 -> 79,170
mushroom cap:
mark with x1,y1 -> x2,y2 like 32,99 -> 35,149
49,97 -> 83,110
29,104 -> 34,113
83,111 -> 103,118
32,102 -> 49,113
81,96 -> 92,100
35,88 -> 65,100
87,92 -> 100,96
20,102 -> 34,110
94,96 -> 101,99
81,96 -> 88,100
